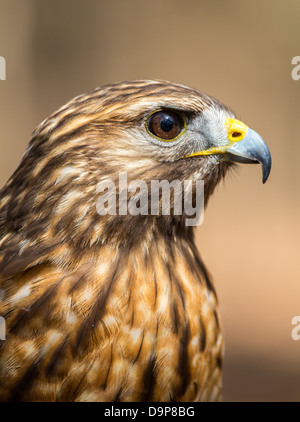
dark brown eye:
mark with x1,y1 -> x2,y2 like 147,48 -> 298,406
147,110 -> 184,141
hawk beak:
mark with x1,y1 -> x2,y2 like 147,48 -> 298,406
185,118 -> 272,183
224,119 -> 271,184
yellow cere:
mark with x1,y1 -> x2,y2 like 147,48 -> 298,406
185,118 -> 248,158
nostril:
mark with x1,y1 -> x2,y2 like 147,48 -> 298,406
231,131 -> 242,138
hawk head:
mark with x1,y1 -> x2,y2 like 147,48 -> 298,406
0,80 -> 271,267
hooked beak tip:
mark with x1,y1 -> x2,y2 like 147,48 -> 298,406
226,128 -> 271,184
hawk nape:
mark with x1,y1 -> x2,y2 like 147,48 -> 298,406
0,80 -> 271,402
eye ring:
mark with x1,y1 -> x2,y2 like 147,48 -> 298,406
145,109 -> 186,142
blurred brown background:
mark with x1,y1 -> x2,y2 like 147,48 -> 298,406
0,0 -> 299,401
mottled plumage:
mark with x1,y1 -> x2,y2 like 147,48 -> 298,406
0,80 -> 271,401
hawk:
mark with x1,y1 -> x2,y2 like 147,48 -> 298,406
0,80 -> 271,401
